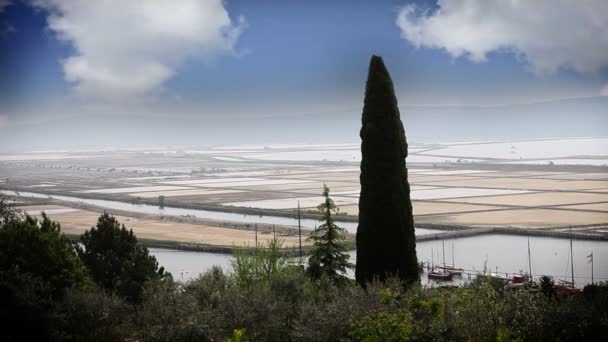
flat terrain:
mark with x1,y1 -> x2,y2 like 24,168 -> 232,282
20,205 -> 306,247
2,138 -> 607,244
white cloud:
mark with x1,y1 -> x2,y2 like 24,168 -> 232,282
397,0 -> 608,75
601,84 -> 608,96
35,0 -> 245,101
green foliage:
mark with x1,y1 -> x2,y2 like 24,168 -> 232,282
356,55 -> 418,286
51,286 -> 133,342
0,196 -> 23,225
540,275 -> 557,300
230,238 -> 288,288
350,310 -> 413,342
307,184 -> 353,285
76,212 -> 168,302
3,197 -> 608,341
136,279 -> 212,341
227,328 -> 246,342
496,328 -> 523,342
0,212 -> 88,298
0,200 -> 89,340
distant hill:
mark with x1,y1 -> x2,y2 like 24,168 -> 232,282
1,96 -> 606,152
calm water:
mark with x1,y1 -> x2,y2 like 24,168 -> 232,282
0,190 -> 440,235
151,234 -> 608,287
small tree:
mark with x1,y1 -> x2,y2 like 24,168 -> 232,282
77,212 -> 168,302
231,238 -> 288,288
158,195 -> 165,209
539,275 -> 556,300
307,185 -> 353,284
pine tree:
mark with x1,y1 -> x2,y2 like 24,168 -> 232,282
77,212 -> 168,302
307,184 -> 353,284
355,55 -> 418,286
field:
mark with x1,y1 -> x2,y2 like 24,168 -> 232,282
19,205 -> 306,247
1,138 -> 607,245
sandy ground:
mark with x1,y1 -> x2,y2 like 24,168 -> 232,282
557,203 -> 608,212
447,192 -> 608,207
338,202 -> 503,216
20,206 -> 307,247
413,202 -> 502,215
539,173 -> 608,180
411,187 -> 530,200
416,208 -> 608,228
418,178 -> 608,191
409,175 -> 485,183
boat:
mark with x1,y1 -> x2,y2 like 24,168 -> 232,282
428,269 -> 453,281
438,265 -> 464,276
505,274 -> 536,290
556,280 -> 581,294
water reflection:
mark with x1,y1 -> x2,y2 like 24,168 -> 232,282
151,234 -> 607,287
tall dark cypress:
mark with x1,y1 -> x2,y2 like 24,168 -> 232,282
355,55 -> 418,285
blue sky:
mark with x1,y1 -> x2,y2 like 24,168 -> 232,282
0,0 -> 607,127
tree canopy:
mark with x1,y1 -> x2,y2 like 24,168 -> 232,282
76,212 -> 168,302
0,207 -> 88,298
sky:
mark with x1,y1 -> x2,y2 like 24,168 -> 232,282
0,0 -> 607,150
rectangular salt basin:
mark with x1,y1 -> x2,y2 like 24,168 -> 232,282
129,189 -> 245,198
419,170 -> 498,176
162,177 -> 267,185
205,179 -> 317,188
223,196 -> 360,210
125,175 -> 192,181
168,179 -> 316,188
504,159 -> 608,166
410,188 -> 530,200
79,185 -> 192,194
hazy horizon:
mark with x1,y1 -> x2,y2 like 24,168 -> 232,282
1,0 -> 607,151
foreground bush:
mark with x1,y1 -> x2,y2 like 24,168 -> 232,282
2,200 -> 607,341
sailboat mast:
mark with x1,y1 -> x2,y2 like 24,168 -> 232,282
451,227 -> 455,267
592,252 -> 594,284
570,226 -> 574,287
527,234 -> 532,281
297,201 -> 302,262
442,240 -> 446,267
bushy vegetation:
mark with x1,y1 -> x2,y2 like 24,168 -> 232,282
1,197 -> 608,341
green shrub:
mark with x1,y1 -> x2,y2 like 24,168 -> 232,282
231,238 -> 288,288
350,310 -> 413,342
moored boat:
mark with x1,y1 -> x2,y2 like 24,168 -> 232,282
428,269 -> 453,281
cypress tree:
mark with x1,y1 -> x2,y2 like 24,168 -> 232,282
355,55 -> 418,286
